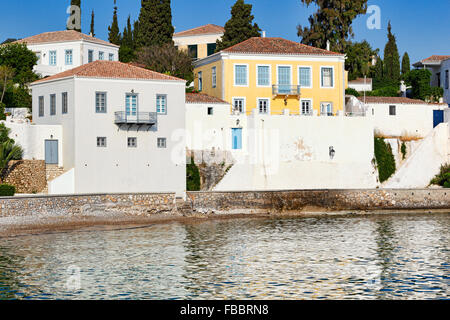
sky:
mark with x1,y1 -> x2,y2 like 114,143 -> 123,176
0,0 -> 449,64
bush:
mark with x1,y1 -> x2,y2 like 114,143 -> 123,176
345,88 -> 360,97
0,184 -> 15,196
186,157 -> 201,191
366,86 -> 399,97
374,138 -> 396,183
430,164 -> 450,188
401,142 -> 407,160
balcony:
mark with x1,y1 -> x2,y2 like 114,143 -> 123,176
114,111 -> 157,129
272,85 -> 301,97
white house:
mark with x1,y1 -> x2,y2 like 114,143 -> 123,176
27,60 -> 186,195
413,55 -> 450,105
359,96 -> 446,137
348,78 -> 373,92
13,30 -> 119,77
173,24 -> 224,60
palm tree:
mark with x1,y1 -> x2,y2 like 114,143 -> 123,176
0,140 -> 23,183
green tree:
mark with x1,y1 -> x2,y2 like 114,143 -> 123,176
119,16 -> 136,63
90,10 -> 95,37
404,69 -> 432,101
0,66 -> 14,106
136,43 -> 194,84
383,22 -> 400,82
0,43 -> 38,85
0,140 -> 23,183
345,41 -> 378,80
69,0 -> 81,32
137,0 -> 175,48
186,158 -> 201,191
216,0 -> 261,52
374,138 -> 396,183
297,0 -> 368,52
108,5 -> 121,45
401,52 -> 410,76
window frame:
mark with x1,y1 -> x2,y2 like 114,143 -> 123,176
156,94 -> 167,115
97,137 -> 107,148
234,64 -> 249,87
109,53 -> 114,61
49,50 -> 57,66
65,49 -> 73,65
320,66 -> 335,89
50,94 -> 56,116
98,51 -> 104,61
445,70 -> 449,90
88,50 -> 94,63
157,138 -> 167,149
61,92 -> 68,114
232,97 -> 246,114
38,96 -> 44,117
298,66 -> 313,89
198,71 -> 203,91
256,64 -> 271,87
212,67 -> 217,88
320,102 -> 334,116
188,45 -> 198,59
207,107 -> 214,116
127,137 -> 137,148
389,105 -> 396,116
95,92 -> 107,113
207,43 -> 216,56
300,98 -> 313,116
257,98 -> 270,115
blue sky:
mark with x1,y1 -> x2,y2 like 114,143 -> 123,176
1,0 -> 449,64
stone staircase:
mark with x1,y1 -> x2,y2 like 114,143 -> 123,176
42,165 -> 66,194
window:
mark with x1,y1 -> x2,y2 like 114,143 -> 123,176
126,94 -> 138,116
188,45 -> 198,59
321,67 -> 334,88
258,99 -> 269,114
207,107 -> 214,115
95,92 -> 107,113
278,66 -> 292,93
157,95 -> 167,114
207,43 -> 216,56
257,66 -> 270,86
109,53 -> 114,61
39,96 -> 44,117
35,52 -> 42,64
234,65 -> 248,86
97,137 -> 107,148
198,72 -> 203,91
50,94 -> 56,116
99,51 -> 104,60
212,67 -> 217,88
446,70 -> 449,90
299,67 -> 312,88
301,100 -> 312,115
49,51 -> 57,66
62,92 -> 68,114
437,73 -> 441,88
88,50 -> 94,63
65,49 -> 73,65
157,138 -> 167,149
233,98 -> 245,114
128,137 -> 137,148
320,102 -> 333,116
389,105 -> 396,116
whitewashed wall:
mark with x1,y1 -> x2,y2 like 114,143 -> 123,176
441,59 -> 450,105
348,82 -> 372,92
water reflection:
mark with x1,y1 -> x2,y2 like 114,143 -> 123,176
0,214 -> 448,300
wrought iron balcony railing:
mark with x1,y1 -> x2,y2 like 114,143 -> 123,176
272,85 -> 301,96
114,111 -> 158,125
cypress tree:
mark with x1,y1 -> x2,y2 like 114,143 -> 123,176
402,52 -> 410,75
108,5 -> 121,45
137,0 -> 175,48
68,0 -> 81,32
90,10 -> 95,37
383,22 -> 400,82
216,0 -> 261,52
122,16 -> 134,48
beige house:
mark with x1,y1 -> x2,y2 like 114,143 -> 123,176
173,24 -> 224,60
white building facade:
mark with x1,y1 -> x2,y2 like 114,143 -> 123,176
413,55 -> 450,105
28,61 -> 186,195
14,30 -> 119,77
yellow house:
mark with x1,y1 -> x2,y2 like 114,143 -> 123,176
193,37 -> 347,116
173,24 -> 224,60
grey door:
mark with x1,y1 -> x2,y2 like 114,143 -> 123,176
45,140 -> 58,164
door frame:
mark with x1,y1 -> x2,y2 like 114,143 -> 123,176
45,139 -> 59,165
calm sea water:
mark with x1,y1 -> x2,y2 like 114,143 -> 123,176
0,213 -> 449,300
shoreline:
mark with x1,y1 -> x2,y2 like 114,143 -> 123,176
1,209 -> 449,238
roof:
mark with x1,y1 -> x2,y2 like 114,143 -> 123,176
358,96 -> 446,106
221,37 -> 344,56
413,55 -> 450,67
13,30 -> 119,48
31,61 -> 185,85
349,78 -> 372,84
174,24 -> 224,37
422,55 -> 450,62
186,93 -> 229,104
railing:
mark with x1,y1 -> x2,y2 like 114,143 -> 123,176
114,111 -> 158,125
272,85 -> 301,96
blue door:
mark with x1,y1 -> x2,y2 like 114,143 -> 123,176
232,128 -> 242,150
433,110 -> 444,128
45,140 -> 58,164
278,66 -> 291,94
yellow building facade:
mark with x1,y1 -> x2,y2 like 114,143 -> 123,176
193,37 -> 347,116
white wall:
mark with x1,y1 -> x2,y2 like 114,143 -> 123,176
348,82 -> 372,92
173,33 -> 223,47
215,114 -> 377,191
48,168 -> 75,195
441,59 -> 450,105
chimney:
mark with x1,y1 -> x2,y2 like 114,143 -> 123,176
262,31 -> 266,38
326,40 -> 330,51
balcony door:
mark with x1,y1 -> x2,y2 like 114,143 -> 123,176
126,94 -> 138,121
278,66 -> 291,94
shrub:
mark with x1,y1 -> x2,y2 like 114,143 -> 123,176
401,142 -> 407,160
430,164 -> 450,188
345,88 -> 360,97
0,184 -> 15,196
366,86 -> 399,97
374,138 -> 396,183
186,157 -> 201,191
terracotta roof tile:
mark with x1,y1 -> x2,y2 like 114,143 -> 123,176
31,61 -> 185,85
186,93 -> 229,104
422,55 -> 450,62
174,24 -> 224,37
14,30 -> 118,47
358,96 -> 446,105
221,37 -> 344,56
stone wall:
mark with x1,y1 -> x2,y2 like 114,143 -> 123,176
0,189 -> 449,218
3,160 -> 47,194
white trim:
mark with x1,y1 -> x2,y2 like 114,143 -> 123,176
276,64 -> 293,86
320,101 -> 334,116
298,65 -> 313,89
257,97 -> 271,115
300,98 -> 314,116
232,97 -> 246,114
320,66 -> 335,89
222,52 -> 345,62
233,63 -> 249,87
256,64 -> 272,88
